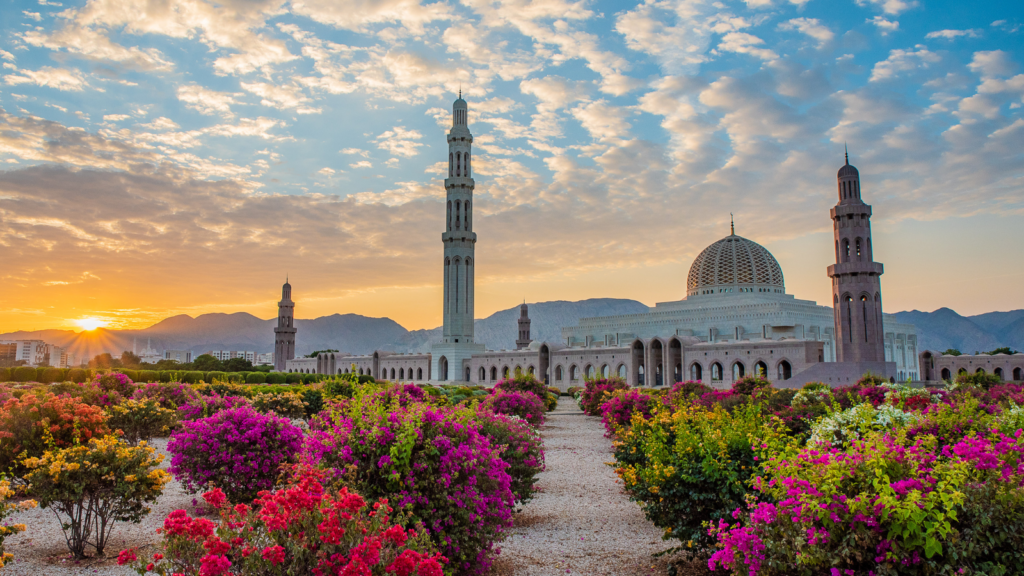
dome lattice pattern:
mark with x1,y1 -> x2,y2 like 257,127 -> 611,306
687,235 -> 785,295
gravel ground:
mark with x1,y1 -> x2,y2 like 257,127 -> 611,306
3,438 -> 196,576
490,397 -> 679,576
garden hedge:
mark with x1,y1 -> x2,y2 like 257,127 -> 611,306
285,373 -> 302,384
245,372 -> 267,384
265,372 -> 286,384
39,367 -> 65,383
68,368 -> 89,383
205,371 -> 227,383
12,367 -> 36,382
0,367 -> 10,381
121,369 -> 139,382
139,370 -> 159,383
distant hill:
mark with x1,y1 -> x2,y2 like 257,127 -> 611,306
891,308 -> 1024,354
0,298 -> 649,360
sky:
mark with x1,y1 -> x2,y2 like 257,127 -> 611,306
0,0 -> 1022,333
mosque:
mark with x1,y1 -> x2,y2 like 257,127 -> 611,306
279,96 -> 920,389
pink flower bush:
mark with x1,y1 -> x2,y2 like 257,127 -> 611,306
494,373 -> 547,401
599,389 -> 653,437
481,390 -> 545,426
176,393 -> 250,421
132,381 -> 201,410
119,467 -> 446,576
304,395 -> 514,575
168,405 -> 303,502
579,377 -> 628,416
468,409 -> 545,504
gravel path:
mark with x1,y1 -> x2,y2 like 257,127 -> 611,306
490,397 -> 677,576
3,438 -> 195,576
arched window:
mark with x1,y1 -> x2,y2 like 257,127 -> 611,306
778,360 -> 792,380
1014,367 -> 1022,381
845,295 -> 853,342
503,366 -> 510,379
941,368 -> 951,381
399,368 -> 405,380
449,152 -> 453,177
417,368 -> 423,380
856,238 -> 862,260
527,365 -> 535,375
491,366 -> 498,380
586,365 -> 595,378
755,361 -> 767,378
862,295 -> 870,342
479,367 -> 486,381
691,363 -> 703,381
456,151 -> 462,176
455,200 -> 461,229
390,368 -> 396,380
710,362 -> 722,381
440,356 -> 448,381
601,364 -> 609,378
447,201 -> 452,231
555,365 -> 563,380
466,367 -> 471,381
843,239 -> 850,262
732,362 -> 745,381
958,368 -> 967,375
570,365 -> 579,380
618,364 -> 626,378
465,200 -> 471,230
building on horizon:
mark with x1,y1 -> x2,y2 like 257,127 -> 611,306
0,340 -> 49,367
291,96 -> 924,387
205,350 -> 257,362
256,352 -> 274,366
164,350 -> 193,363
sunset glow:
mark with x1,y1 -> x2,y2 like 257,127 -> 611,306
75,318 -> 108,331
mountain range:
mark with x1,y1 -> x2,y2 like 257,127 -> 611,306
2,301 -> 1020,363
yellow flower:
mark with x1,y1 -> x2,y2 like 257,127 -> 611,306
124,475 -> 137,483
11,524 -> 25,533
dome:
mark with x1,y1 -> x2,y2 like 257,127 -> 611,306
686,234 -> 785,297
453,94 -> 467,109
838,163 -> 859,178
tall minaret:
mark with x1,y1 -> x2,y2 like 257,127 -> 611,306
516,302 -> 532,350
827,151 -> 886,362
432,93 -> 485,382
273,279 -> 296,372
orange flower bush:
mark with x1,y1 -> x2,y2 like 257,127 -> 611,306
0,393 -> 108,479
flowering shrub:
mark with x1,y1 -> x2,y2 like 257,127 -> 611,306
92,372 -> 136,406
131,381 -> 202,410
614,401 -> 787,547
24,435 -> 170,558
481,390 -> 546,426
176,393 -> 251,421
0,479 -> 36,567
665,380 -> 713,405
119,467 -> 445,576
305,395 -> 513,575
599,388 -> 653,437
543,392 -> 558,411
709,427 -> 1024,575
466,409 -> 545,504
790,382 -> 833,408
579,377 -> 629,416
808,402 -> 919,447
731,375 -> 771,395
0,393 -> 109,479
494,372 -> 547,401
105,399 -> 178,444
251,391 -> 308,419
168,405 -> 303,502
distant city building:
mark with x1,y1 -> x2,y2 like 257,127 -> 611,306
134,338 -> 163,364
205,350 -> 257,362
46,344 -> 69,368
0,340 -> 48,366
256,352 -> 274,366
164,350 -> 193,363
0,342 -> 18,365
274,280 -> 296,372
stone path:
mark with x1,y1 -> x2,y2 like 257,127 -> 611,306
490,397 -> 677,576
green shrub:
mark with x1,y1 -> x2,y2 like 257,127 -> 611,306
956,370 -> 1003,390
67,368 -> 88,383
121,369 -> 139,382
35,367 -> 47,382
12,366 -> 36,382
302,373 -> 320,384
24,436 -> 170,558
226,372 -> 245,383
285,373 -> 302,384
251,392 -> 307,419
544,392 -> 558,411
39,367 -> 65,383
265,372 -> 286,384
0,368 -> 10,381
105,399 -> 178,444
138,370 -> 159,383
358,375 -> 375,384
245,372 -> 267,384
158,371 -> 173,383
205,371 -> 227,383
301,387 -> 324,418
731,374 -> 771,395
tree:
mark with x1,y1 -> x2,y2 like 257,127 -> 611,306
89,353 -> 122,369
121,351 -> 141,367
306,349 -> 339,358
941,348 -> 962,356
223,357 -> 254,372
987,347 -> 1019,355
192,354 -> 223,372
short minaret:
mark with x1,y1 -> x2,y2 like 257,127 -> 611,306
273,279 -> 296,372
431,92 -> 485,382
827,152 -> 886,362
516,302 -> 532,350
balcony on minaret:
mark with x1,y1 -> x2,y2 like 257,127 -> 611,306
827,262 -> 884,277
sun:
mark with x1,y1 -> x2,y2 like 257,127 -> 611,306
75,317 -> 108,331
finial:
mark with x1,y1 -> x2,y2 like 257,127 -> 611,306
730,213 -> 735,236
845,142 -> 849,165
459,84 -> 461,99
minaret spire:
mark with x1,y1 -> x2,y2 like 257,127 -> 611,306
730,213 -> 735,236
845,143 -> 849,165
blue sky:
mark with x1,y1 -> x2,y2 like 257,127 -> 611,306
0,0 -> 1022,331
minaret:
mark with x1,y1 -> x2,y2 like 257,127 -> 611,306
827,151 -> 886,362
516,302 -> 532,350
273,279 -> 296,372
431,93 -> 485,382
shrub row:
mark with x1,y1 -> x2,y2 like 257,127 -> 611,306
0,366 -> 332,385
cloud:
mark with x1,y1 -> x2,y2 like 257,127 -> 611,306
570,100 -> 631,142
341,148 -> 370,157
241,81 -> 321,114
136,117 -> 180,131
291,0 -> 453,34
349,160 -> 373,168
317,167 -> 336,175
4,67 -> 87,91
717,32 -> 779,61
372,126 -> 423,157
870,45 -> 941,82
0,50 -> 14,61
855,0 -> 918,16
968,50 -> 1016,78
176,84 -> 243,118
926,29 -> 981,40
778,18 -> 834,48
23,11 -> 42,21
867,16 -> 899,35
102,114 -> 130,122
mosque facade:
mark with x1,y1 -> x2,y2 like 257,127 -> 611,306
288,96 -> 922,388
